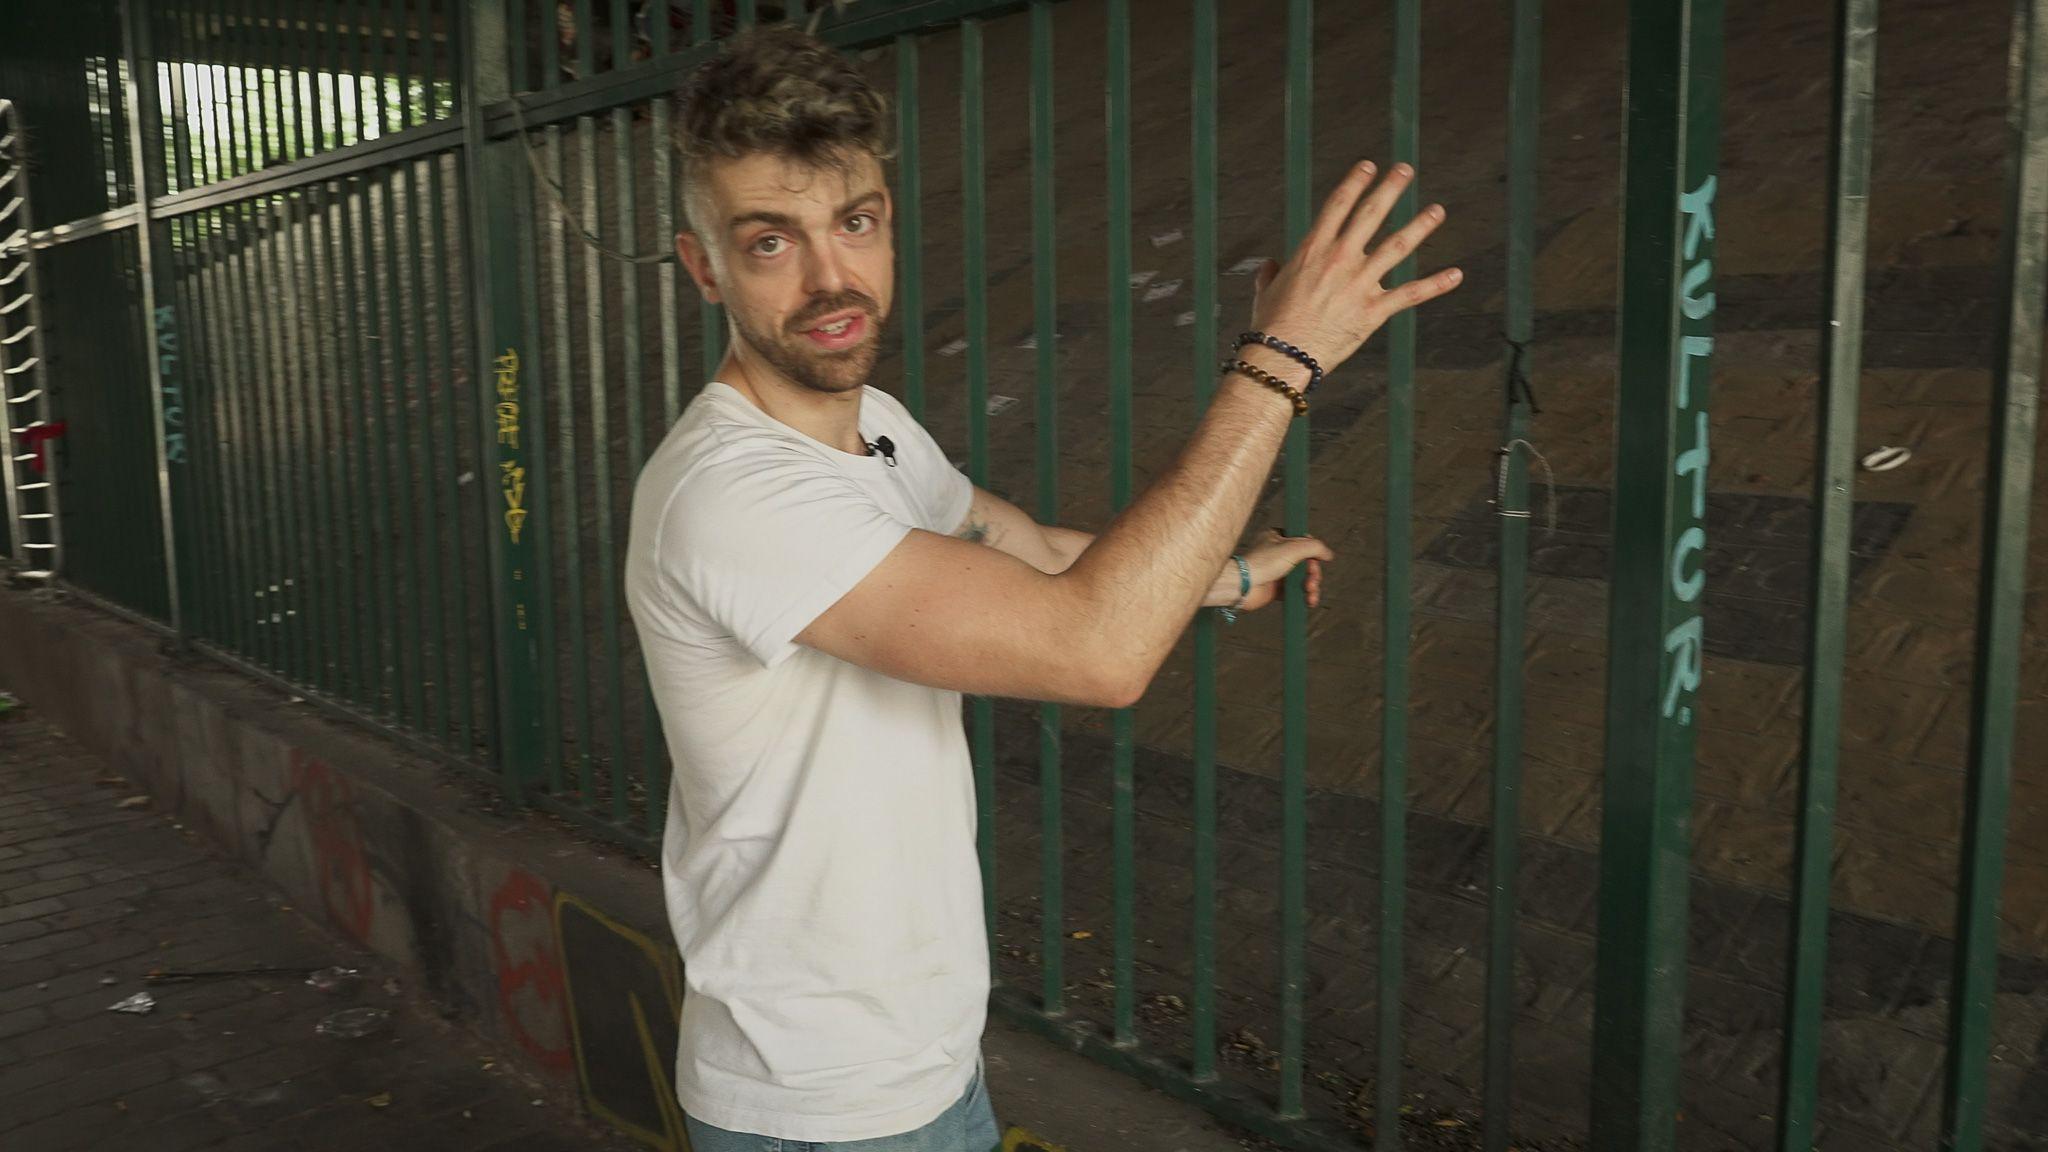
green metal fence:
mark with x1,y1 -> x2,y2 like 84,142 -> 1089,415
3,1 -> 2046,1150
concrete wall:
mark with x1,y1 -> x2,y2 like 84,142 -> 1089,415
0,584 -> 704,1149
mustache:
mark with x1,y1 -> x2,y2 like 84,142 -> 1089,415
786,291 -> 881,333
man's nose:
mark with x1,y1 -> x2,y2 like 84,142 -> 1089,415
801,242 -> 849,297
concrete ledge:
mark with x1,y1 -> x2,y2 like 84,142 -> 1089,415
0,585 -> 1249,1152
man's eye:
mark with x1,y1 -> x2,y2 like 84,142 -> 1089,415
752,236 -> 785,255
845,214 -> 874,234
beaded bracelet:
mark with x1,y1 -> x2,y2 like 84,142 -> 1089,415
1233,331 -> 1323,393
1221,358 -> 1310,417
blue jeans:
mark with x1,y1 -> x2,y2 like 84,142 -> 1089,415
683,1064 -> 1001,1152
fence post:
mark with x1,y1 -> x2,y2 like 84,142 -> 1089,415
117,0 -> 185,633
462,0 -> 543,804
1590,0 -> 1723,1148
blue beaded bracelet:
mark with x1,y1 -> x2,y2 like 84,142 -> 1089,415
1234,331 -> 1323,393
1218,554 -> 1252,624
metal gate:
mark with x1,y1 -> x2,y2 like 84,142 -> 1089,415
2,1 -> 2045,1149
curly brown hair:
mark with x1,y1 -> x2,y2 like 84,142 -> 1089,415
675,23 -> 892,231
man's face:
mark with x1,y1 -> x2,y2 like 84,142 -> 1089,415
678,151 -> 894,395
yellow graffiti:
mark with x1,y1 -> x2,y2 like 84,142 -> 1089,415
502,460 -> 527,544
496,348 -> 526,545
1002,1126 -> 1068,1152
494,347 -> 520,395
496,400 -> 521,449
552,893 -> 691,1152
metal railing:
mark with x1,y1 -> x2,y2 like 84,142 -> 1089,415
2,1 -> 2046,1150
0,99 -> 62,582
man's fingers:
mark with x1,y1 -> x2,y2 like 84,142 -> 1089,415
1306,161 -> 1379,254
1336,163 -> 1416,255
1362,204 -> 1446,283
1379,266 -> 1465,315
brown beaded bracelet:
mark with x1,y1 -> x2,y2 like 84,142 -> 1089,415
1220,358 -> 1310,417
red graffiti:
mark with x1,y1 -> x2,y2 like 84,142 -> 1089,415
290,751 -> 375,941
490,869 -> 572,1070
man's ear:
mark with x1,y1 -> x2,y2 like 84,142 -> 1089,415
675,232 -> 721,304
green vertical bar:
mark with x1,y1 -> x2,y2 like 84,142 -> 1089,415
339,181 -> 377,704
371,171 -> 416,721
168,36 -> 194,194
540,0 -> 558,81
580,74 -> 627,817
961,17 -> 998,971
692,0 -> 709,43
404,155 -> 450,741
266,199 -> 311,684
465,0 -> 542,801
1378,1 -> 1421,1139
611,0 -> 628,73
403,0 -> 421,127
212,209 -> 249,659
896,34 -> 924,422
302,188 -> 341,695
167,216 -> 208,640
1188,0 -> 1220,1085
248,0 -> 272,166
287,193 -> 327,688
505,0 -> 556,774
322,0 -> 341,149
737,0 -> 755,28
231,0 -> 251,168
118,0 -> 186,636
207,1 -> 230,177
648,22 -> 678,837
375,0 -> 393,135
211,211 -> 244,651
1022,2 -> 1061,1013
228,203 -> 276,668
295,1 -> 314,158
192,59 -> 217,188
1485,2 -> 1539,1149
259,200 -> 301,682
1103,0 -> 1138,1050
1279,0 -> 1311,1124
1776,1 -> 1874,1148
185,215 -> 224,643
380,161 -> 428,721
571,127 -> 603,798
358,177 -> 397,709
233,203 -> 272,664
575,0 -> 593,77
610,32 -> 642,826
207,3 -> 228,172
361,0 -> 379,137
275,197 -> 313,682
1942,2 -> 2047,1147
652,20 -> 679,429
544,63 -> 585,796
1590,0 -> 1722,1146
267,0 -> 292,162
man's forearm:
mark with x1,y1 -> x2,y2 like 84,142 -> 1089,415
1060,346 -> 1302,685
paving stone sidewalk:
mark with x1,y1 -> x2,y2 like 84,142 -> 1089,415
0,698 -> 637,1152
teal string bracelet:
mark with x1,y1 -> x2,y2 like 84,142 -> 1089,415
1218,554 -> 1251,624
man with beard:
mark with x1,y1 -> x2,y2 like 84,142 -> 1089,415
624,22 -> 1460,1151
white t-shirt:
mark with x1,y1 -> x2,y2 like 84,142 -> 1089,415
624,381 -> 985,1142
